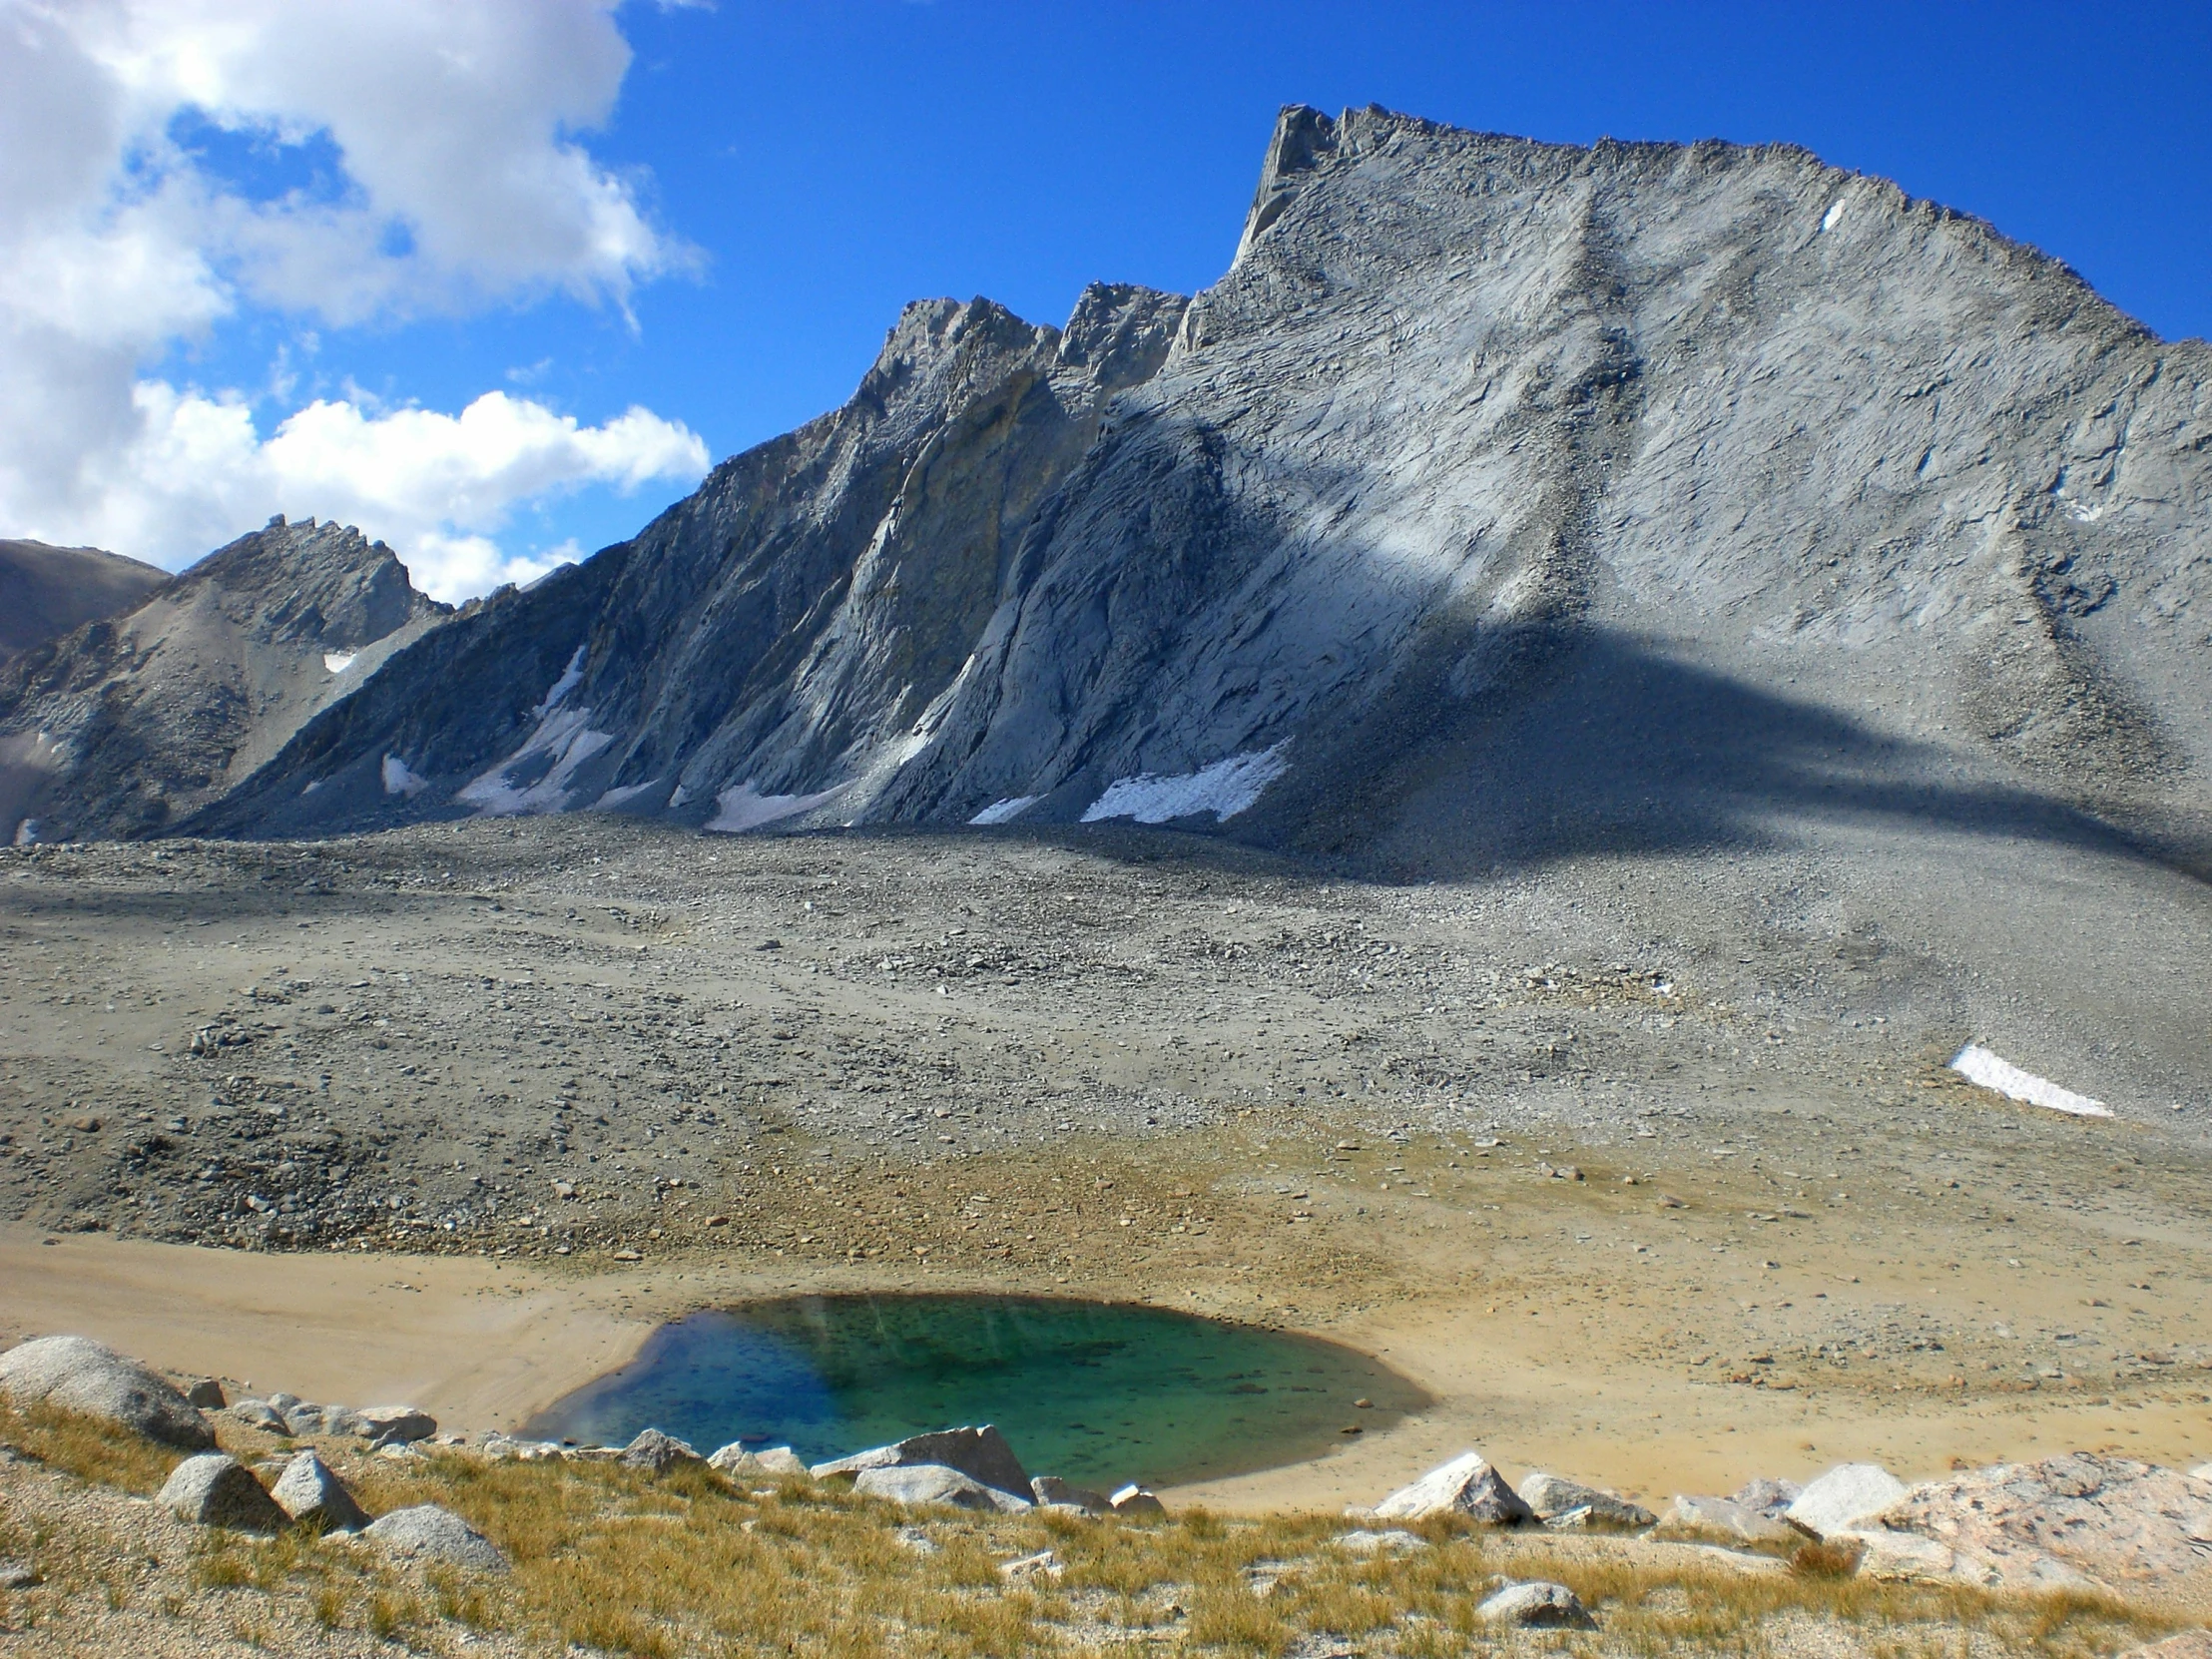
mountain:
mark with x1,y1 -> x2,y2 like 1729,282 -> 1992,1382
16,106 -> 2212,875
0,540 -> 167,670
0,517 -> 446,841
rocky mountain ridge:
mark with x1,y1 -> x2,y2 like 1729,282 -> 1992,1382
0,518 -> 445,841
6,105 -> 2210,879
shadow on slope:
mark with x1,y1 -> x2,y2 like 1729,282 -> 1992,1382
1282,627 -> 2194,884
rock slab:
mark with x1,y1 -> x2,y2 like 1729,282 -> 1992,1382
1654,1494 -> 1797,1546
1520,1470 -> 1656,1529
1031,1475 -> 1111,1514
1477,1581 -> 1594,1629
0,1336 -> 214,1450
854,1462 -> 1030,1512
270,1450 -> 368,1533
1786,1463 -> 1909,1539
1374,1450 -> 1534,1524
620,1427 -> 703,1472
158,1453 -> 287,1532
1877,1453 -> 2212,1588
363,1504 -> 508,1572
815,1425 -> 1030,1501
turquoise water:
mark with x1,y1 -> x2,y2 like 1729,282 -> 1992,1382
523,1294 -> 1427,1488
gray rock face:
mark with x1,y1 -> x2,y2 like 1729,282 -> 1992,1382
1519,1470 -> 1657,1529
356,1405 -> 436,1444
0,539 -> 166,672
1655,1494 -> 1798,1546
1733,1477 -> 1803,1517
1786,1463 -> 1908,1539
362,1504 -> 508,1572
853,1462 -> 1029,1512
157,1452 -> 287,1532
1030,1475 -> 1111,1514
1476,1581 -> 1594,1629
0,518 -> 445,841
269,1450 -> 368,1533
1876,1453 -> 2212,1588
1374,1450 -> 1534,1524
186,104 -> 2212,901
0,1335 -> 214,1450
814,1425 -> 1031,1501
620,1427 -> 703,1472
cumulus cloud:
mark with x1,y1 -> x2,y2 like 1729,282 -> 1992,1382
92,384 -> 708,602
0,0 -> 707,597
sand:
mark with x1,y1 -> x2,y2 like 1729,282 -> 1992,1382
2,819 -> 2208,1511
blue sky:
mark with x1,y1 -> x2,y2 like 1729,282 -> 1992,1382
7,1 -> 2208,596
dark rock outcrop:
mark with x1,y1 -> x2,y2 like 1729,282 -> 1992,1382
0,518 -> 445,841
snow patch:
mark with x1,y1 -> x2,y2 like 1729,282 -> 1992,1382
706,782 -> 839,833
969,796 -> 1039,826
1080,744 -> 1289,825
1949,1044 -> 2111,1118
381,755 -> 428,798
456,707 -> 614,817
536,645 -> 587,716
1821,198 -> 1847,234
322,650 -> 357,674
592,779 -> 660,811
669,783 -> 691,810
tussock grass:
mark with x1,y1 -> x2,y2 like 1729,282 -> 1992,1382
0,1405 -> 2194,1656
0,1396 -> 185,1493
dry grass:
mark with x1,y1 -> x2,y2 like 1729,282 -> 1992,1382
0,1396 -> 186,1493
0,1406 -> 2196,1657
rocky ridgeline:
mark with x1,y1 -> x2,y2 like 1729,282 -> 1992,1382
4,1331 -> 2210,1636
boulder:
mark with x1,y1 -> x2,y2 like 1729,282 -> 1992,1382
814,1425 -> 1030,1502
853,1462 -> 1029,1512
479,1432 -> 564,1462
1333,1528 -> 1426,1555
225,1398 -> 286,1432
620,1427 -> 703,1473
362,1505 -> 508,1572
1653,1494 -> 1797,1546
182,1378 -> 227,1409
157,1453 -> 287,1532
356,1405 -> 436,1444
1476,1581 -> 1594,1629
1031,1475 -> 1111,1514
753,1446 -> 808,1476
0,1336 -> 215,1450
1110,1484 -> 1167,1517
1875,1454 -> 2212,1589
270,1450 -> 369,1533
1786,1463 -> 1908,1539
1374,1451 -> 1535,1525
1546,1502 -> 1652,1532
1832,1526 -> 1963,1581
1519,1470 -> 1656,1529
1733,1477 -> 1802,1516
281,1401 -> 329,1437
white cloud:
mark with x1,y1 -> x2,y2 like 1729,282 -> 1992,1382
86,382 -> 707,603
0,0 -> 706,597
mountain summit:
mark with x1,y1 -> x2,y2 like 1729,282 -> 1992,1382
11,106 -> 2212,872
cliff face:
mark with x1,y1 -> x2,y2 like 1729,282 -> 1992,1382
0,540 -> 168,671
30,106 -> 2212,870
0,518 -> 445,840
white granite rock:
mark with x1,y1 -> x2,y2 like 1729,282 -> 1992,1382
1374,1451 -> 1534,1524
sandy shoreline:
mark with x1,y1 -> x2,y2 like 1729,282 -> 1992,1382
7,1226 -> 2208,1516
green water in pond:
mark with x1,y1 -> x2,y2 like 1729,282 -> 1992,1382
524,1294 -> 1427,1488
